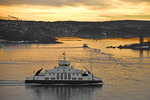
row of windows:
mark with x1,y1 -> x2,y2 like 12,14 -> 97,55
57,69 -> 71,71
49,73 -> 80,76
45,77 -> 55,80
44,77 -> 83,80
72,73 -> 79,75
49,73 -> 55,75
72,78 -> 83,80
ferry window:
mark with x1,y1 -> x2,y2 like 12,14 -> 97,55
49,73 -> 51,75
76,73 -> 78,75
44,77 -> 49,80
72,78 -> 76,80
61,73 -> 63,80
53,73 -> 55,75
64,73 -> 67,80
78,78 -> 83,80
73,73 -> 74,75
69,69 -> 70,71
68,73 -> 71,80
57,73 -> 59,80
51,77 -> 55,80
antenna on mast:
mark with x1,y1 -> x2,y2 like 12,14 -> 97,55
90,52 -> 92,73
90,50 -> 94,80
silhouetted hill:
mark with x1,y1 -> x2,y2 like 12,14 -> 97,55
0,20 -> 57,43
0,20 -> 150,42
75,20 -> 150,38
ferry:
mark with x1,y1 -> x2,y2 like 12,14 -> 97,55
82,44 -> 88,48
25,53 -> 103,85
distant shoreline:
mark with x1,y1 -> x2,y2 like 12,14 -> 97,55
0,39 -> 62,44
1,19 -> 150,43
1,37 -> 150,44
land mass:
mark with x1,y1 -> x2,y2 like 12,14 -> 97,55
0,20 -> 150,43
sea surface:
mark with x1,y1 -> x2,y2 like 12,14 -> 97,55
0,37 -> 150,100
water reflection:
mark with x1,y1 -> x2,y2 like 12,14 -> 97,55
25,85 -> 102,100
132,49 -> 150,67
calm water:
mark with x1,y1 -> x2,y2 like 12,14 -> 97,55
0,37 -> 150,100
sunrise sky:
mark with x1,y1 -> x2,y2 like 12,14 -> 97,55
0,0 -> 150,22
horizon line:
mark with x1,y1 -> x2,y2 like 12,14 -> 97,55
1,19 -> 150,23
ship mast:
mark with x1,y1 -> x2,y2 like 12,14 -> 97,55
90,51 -> 94,80
63,52 -> 66,62
90,52 -> 92,73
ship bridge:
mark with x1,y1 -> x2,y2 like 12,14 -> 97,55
58,52 -> 70,66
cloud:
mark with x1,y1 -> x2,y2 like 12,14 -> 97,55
1,0 -> 149,12
0,0 -> 150,21
0,0 -> 111,7
0,0 -> 62,6
101,15 -> 150,20
0,0 -> 150,8
120,0 -> 150,4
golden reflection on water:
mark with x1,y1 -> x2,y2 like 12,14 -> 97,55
0,37 -> 150,80
0,37 -> 150,100
0,37 -> 149,80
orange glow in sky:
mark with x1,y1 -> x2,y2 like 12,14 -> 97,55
0,0 -> 150,21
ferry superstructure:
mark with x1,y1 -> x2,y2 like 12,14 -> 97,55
25,53 -> 103,85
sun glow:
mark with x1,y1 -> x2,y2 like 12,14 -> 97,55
0,0 -> 150,21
